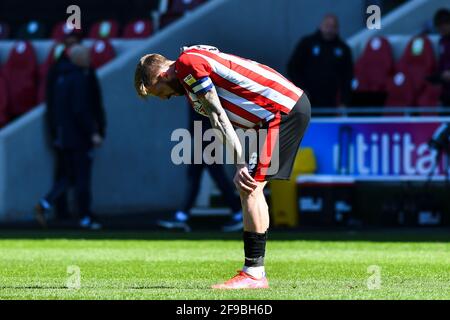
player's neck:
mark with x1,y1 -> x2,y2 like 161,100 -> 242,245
166,62 -> 177,78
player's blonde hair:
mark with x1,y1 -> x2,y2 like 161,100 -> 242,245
134,53 -> 170,98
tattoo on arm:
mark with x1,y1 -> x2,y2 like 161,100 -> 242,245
198,87 -> 245,166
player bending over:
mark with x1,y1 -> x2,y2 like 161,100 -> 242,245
134,45 -> 311,289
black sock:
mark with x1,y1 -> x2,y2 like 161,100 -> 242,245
243,230 -> 268,267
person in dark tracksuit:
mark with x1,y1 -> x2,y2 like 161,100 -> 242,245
44,36 -> 83,219
287,14 -> 353,109
36,45 -> 106,230
157,106 -> 243,232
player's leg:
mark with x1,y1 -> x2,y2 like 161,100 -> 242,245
240,182 -> 269,232
240,181 -> 269,279
211,182 -> 270,290
35,149 -> 72,227
211,126 -> 273,289
75,149 -> 101,230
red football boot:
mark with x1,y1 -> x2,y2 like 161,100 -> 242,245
212,271 -> 269,289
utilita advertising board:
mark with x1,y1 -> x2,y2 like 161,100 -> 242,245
301,117 -> 450,178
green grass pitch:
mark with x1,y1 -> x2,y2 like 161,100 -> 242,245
0,230 -> 449,300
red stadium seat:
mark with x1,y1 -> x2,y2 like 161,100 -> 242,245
2,41 -> 38,118
90,39 -> 115,69
385,66 -> 416,108
37,43 -> 66,103
88,20 -> 120,39
416,83 -> 442,111
0,21 -> 11,39
122,19 -> 153,38
398,36 -> 436,93
354,37 -> 394,92
51,21 -> 83,41
0,75 -> 9,127
168,0 -> 206,14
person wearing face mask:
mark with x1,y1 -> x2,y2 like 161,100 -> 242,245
287,14 -> 354,110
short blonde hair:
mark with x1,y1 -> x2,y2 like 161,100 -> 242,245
134,53 -> 169,98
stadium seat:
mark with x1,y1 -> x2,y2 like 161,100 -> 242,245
88,20 -> 120,39
398,36 -> 436,93
37,43 -> 66,103
122,19 -> 153,38
2,41 -> 38,118
51,21 -> 83,41
90,39 -> 115,69
354,37 -> 394,92
15,20 -> 47,39
0,22 -> 11,39
0,75 -> 9,127
385,66 -> 416,108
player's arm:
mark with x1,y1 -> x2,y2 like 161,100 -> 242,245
198,87 -> 244,164
197,87 -> 257,193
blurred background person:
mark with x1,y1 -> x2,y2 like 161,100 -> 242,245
287,14 -> 353,110
44,32 -> 84,220
35,44 -> 106,230
157,106 -> 243,233
434,8 -> 450,107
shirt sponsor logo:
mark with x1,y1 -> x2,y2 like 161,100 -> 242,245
184,74 -> 197,86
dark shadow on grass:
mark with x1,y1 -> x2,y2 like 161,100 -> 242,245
129,285 -> 178,290
0,228 -> 449,242
0,285 -> 68,289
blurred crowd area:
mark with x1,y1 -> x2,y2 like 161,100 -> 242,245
287,7 -> 450,116
0,0 -> 449,130
0,0 -> 209,128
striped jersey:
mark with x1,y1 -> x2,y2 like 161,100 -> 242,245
175,45 -> 303,129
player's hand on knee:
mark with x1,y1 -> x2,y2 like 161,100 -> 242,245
234,165 -> 258,194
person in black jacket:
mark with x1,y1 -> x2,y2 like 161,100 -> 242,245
36,44 -> 106,230
44,36 -> 82,219
288,14 -> 353,110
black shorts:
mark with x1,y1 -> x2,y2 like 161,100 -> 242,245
246,93 -> 311,181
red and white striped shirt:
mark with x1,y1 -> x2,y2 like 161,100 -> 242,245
175,45 -> 303,129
